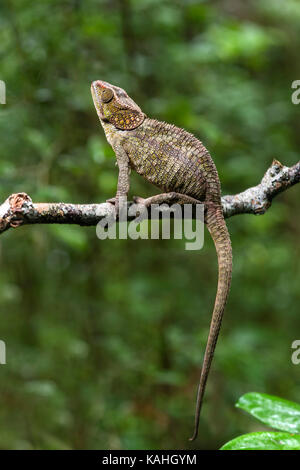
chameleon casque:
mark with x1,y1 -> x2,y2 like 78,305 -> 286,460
91,80 -> 232,441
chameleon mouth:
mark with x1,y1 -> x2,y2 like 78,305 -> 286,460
91,81 -> 104,100
91,81 -> 108,119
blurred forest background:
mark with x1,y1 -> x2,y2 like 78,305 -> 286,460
0,0 -> 299,450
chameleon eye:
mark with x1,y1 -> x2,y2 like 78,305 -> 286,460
101,88 -> 114,103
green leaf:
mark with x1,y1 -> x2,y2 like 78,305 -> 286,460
220,432 -> 300,450
236,393 -> 300,433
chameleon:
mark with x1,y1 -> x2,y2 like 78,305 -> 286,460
91,80 -> 232,441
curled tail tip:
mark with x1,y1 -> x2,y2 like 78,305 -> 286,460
188,425 -> 199,441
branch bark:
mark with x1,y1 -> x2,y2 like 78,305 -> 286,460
0,159 -> 299,235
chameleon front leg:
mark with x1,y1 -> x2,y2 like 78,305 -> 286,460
110,143 -> 131,216
133,193 -> 207,227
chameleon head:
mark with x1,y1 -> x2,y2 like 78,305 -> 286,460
91,80 -> 145,130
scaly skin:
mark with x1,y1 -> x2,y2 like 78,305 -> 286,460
91,80 -> 232,441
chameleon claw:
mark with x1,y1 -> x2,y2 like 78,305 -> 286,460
132,196 -> 145,205
106,197 -> 116,205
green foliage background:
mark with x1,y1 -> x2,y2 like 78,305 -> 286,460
0,0 -> 299,450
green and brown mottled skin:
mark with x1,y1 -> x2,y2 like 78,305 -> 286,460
91,80 -> 232,441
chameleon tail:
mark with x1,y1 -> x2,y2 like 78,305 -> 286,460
189,203 -> 232,441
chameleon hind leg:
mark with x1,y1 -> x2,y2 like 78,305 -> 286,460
132,193 -> 208,222
133,192 -> 201,207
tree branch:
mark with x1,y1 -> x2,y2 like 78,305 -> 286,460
0,159 -> 299,235
222,159 -> 300,217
